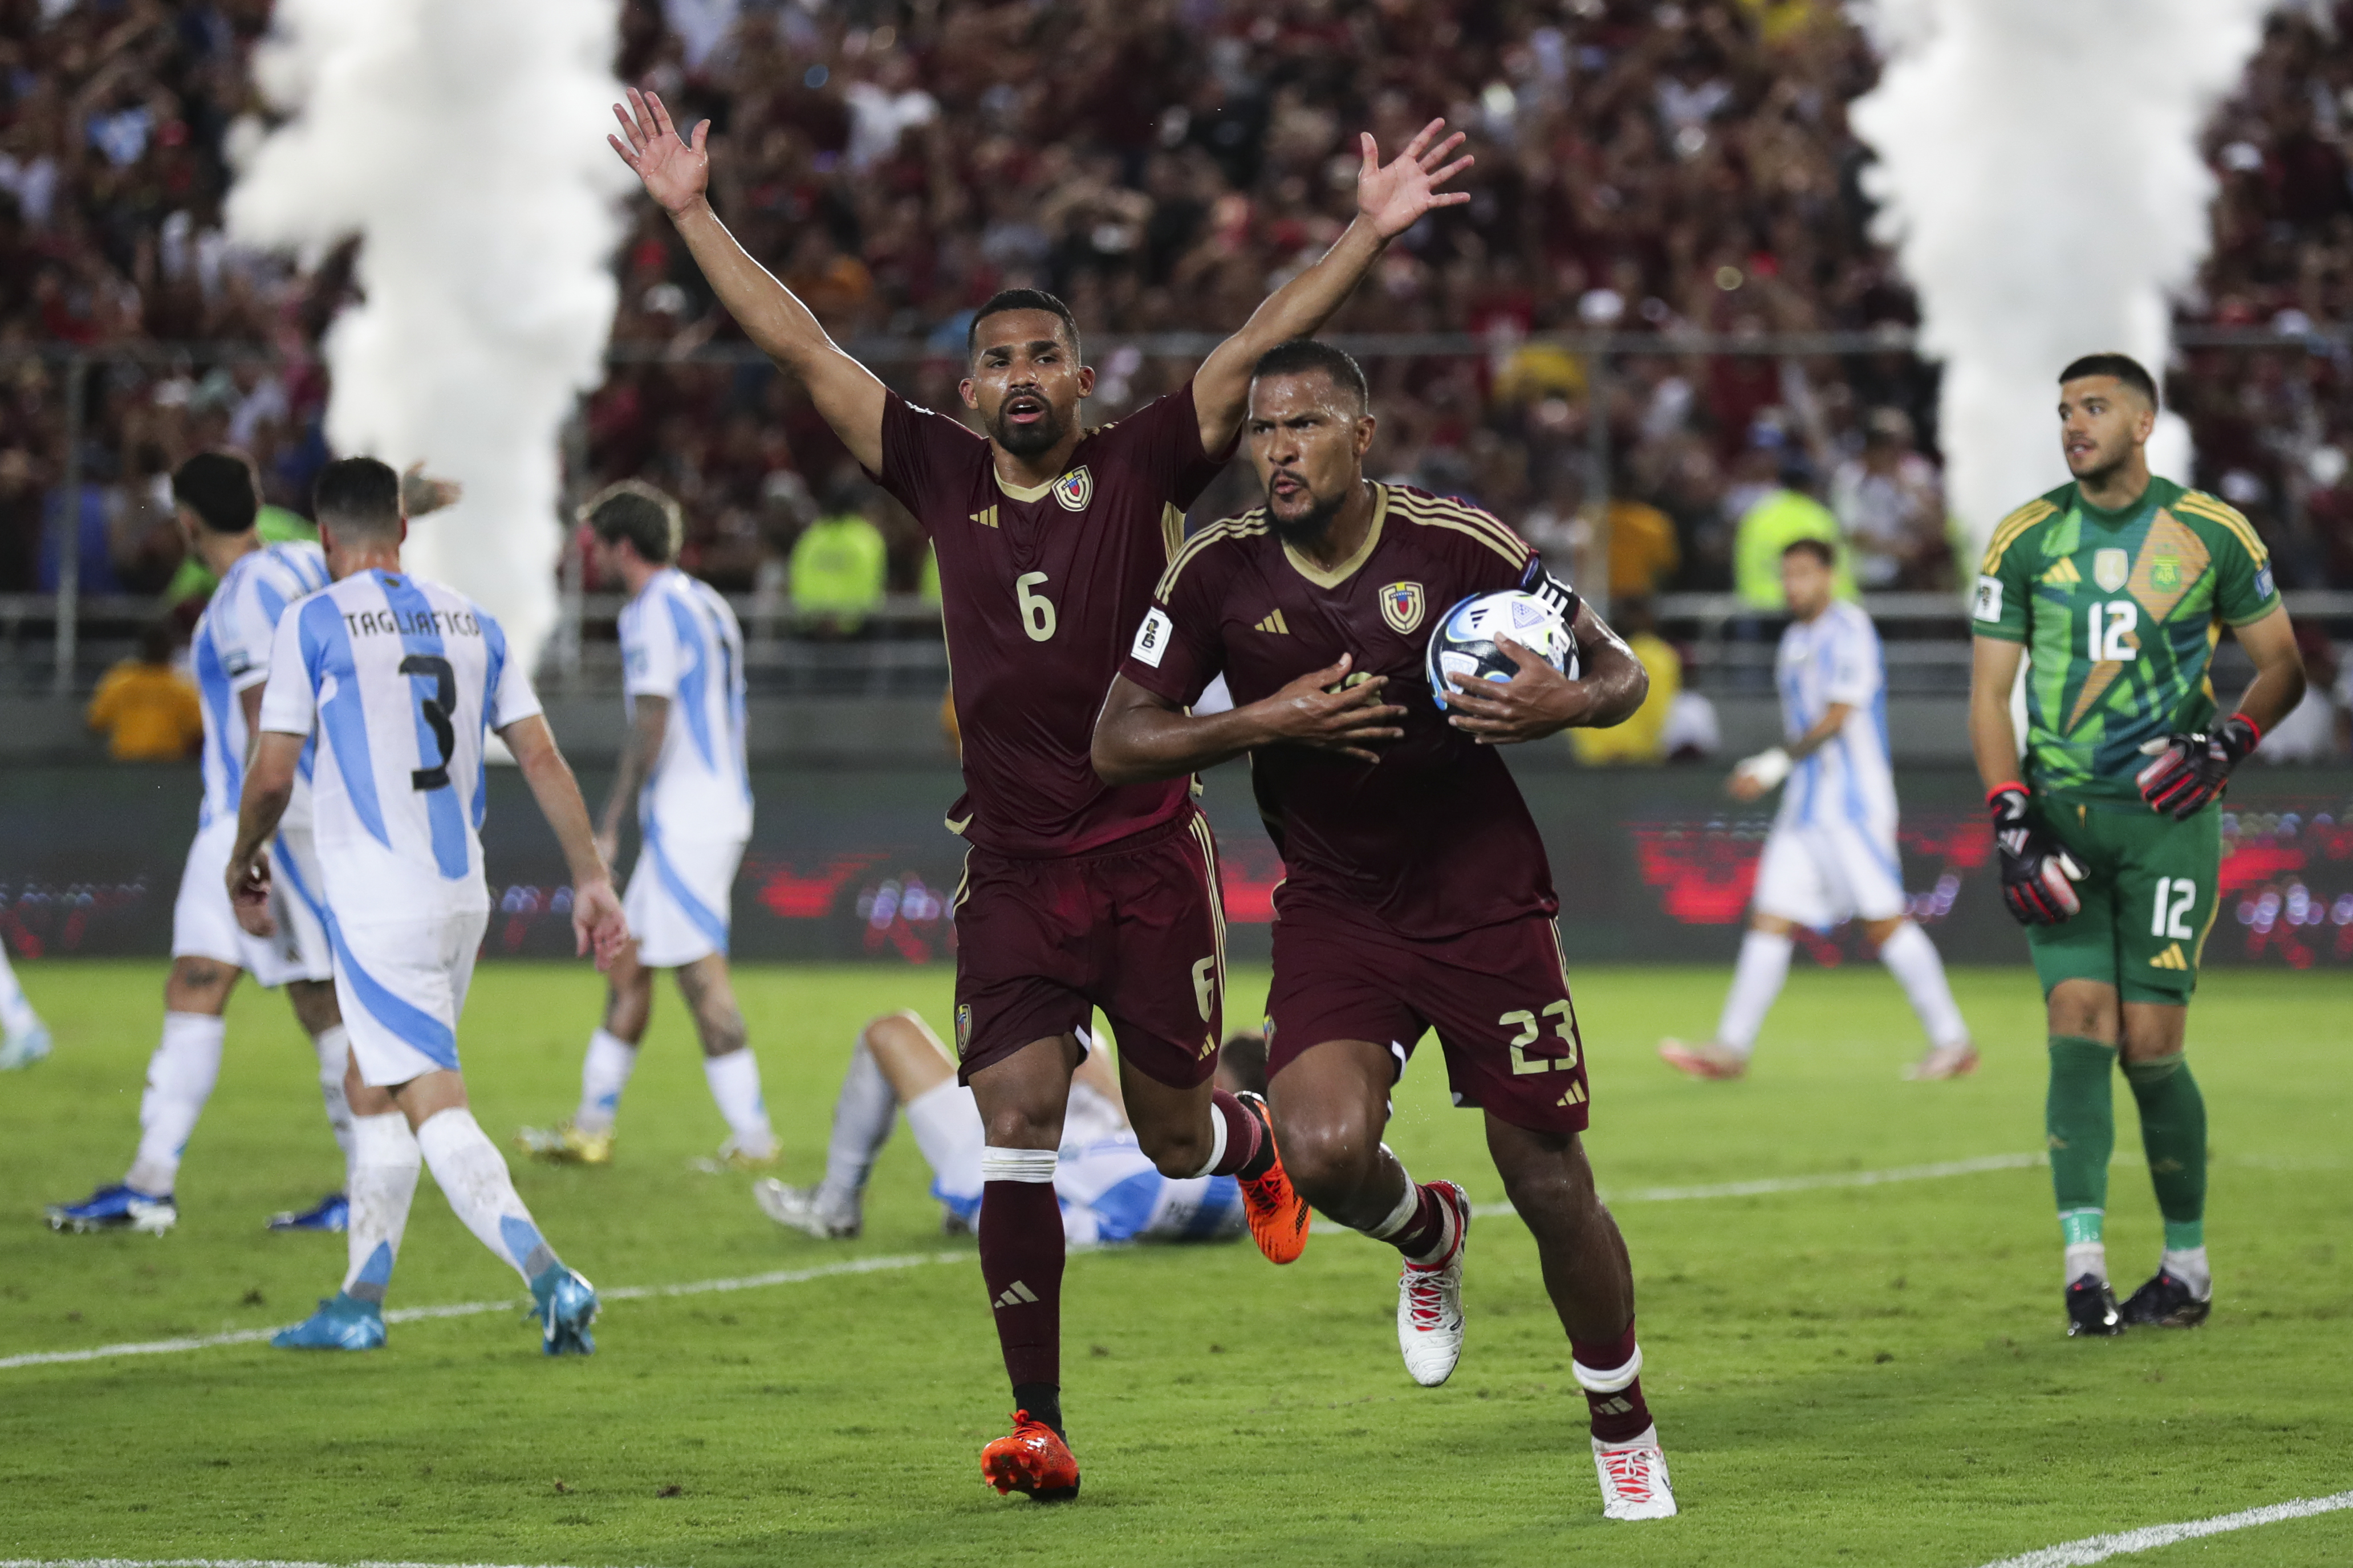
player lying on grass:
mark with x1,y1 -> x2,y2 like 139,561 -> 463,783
1970,353 -> 2305,1338
1091,340 -> 1676,1522
1660,536 -> 1974,1082
612,85 -> 1470,1499
47,454 -> 453,1236
517,481 -> 778,1172
758,1014 -> 1265,1248
227,457 -> 629,1355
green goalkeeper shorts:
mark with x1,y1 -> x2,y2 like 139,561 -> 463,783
2023,794 -> 2222,1005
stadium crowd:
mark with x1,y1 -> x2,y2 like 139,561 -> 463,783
0,0 -> 2350,610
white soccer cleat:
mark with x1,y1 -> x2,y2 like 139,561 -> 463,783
754,1179 -> 861,1240
1593,1425 -> 1678,1520
1904,1041 -> 1980,1081
1396,1181 -> 1470,1387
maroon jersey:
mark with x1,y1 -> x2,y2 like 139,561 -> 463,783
873,385 -> 1228,857
1119,482 -> 1559,939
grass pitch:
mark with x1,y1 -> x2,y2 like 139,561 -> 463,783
0,960 -> 2347,1567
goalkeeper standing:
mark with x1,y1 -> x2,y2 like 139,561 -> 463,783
1969,354 -> 2306,1337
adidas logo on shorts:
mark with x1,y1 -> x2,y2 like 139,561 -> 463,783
993,1281 -> 1041,1310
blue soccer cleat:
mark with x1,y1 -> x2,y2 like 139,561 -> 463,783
273,1291 -> 386,1350
46,1183 -> 176,1235
266,1192 -> 350,1232
0,1023 -> 51,1071
527,1263 -> 598,1356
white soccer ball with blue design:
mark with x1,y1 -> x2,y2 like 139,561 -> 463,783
1425,590 -> 1579,710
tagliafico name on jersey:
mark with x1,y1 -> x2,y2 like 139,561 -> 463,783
341,605 -> 483,640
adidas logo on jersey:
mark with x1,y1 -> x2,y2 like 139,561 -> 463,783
2149,942 -> 2190,971
993,1281 -> 1041,1309
2041,557 -> 2080,587
970,506 -> 1000,529
1255,609 -> 1290,634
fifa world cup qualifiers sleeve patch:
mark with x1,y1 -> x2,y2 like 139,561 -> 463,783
1973,575 -> 2003,622
2254,562 -> 2275,602
1131,605 -> 1174,668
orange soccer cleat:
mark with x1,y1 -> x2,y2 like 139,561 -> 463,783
981,1410 -> 1081,1501
1235,1091 -> 1310,1265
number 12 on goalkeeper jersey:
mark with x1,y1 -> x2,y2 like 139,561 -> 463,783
259,568 -> 543,919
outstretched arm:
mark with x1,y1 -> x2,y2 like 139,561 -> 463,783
610,88 -> 887,473
1192,121 -> 1473,453
501,714 -> 630,970
1092,656 -> 1408,787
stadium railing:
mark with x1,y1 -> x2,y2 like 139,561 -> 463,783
6,328 -> 2348,699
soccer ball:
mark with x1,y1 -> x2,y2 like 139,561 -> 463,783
1424,590 -> 1578,710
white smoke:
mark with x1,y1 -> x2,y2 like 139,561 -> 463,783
227,0 -> 632,673
1849,0 -> 2271,559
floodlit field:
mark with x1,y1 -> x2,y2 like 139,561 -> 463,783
1,961 -> 2347,1567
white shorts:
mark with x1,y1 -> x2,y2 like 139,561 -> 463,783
171,814 -> 334,988
625,826 -> 744,968
328,907 -> 489,1088
1753,817 -> 1908,929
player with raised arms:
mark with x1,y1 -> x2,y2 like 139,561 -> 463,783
228,457 -> 628,1354
1091,341 -> 1677,1522
609,87 -> 1471,1497
1969,354 -> 2305,1337
515,480 -> 778,1171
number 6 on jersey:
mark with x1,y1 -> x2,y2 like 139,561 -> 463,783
1017,571 -> 1056,642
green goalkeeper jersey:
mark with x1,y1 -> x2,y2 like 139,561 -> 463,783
1972,475 -> 2280,804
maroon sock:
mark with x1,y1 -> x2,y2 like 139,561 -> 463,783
1206,1089 -> 1271,1180
1572,1320 -> 1653,1443
979,1179 -> 1063,1391
1385,1182 -> 1454,1263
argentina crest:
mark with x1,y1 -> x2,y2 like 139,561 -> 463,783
1379,580 -> 1426,634
1052,466 -> 1094,511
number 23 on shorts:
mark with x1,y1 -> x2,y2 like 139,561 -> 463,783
1499,1000 -> 1581,1075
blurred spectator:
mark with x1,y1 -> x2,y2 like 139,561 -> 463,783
789,478 -> 889,634
1830,408 -> 1948,589
86,619 -> 200,761
1733,458 -> 1852,609
1572,596 -> 1680,764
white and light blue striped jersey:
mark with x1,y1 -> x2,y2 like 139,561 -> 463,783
619,567 -> 752,842
1774,600 -> 1898,829
258,569 -> 542,918
190,541 -> 330,828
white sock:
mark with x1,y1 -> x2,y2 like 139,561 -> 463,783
574,1027 -> 638,1134
905,1078 -> 985,1211
704,1048 -> 776,1156
1877,922 -> 1969,1049
125,1012 -> 226,1194
415,1107 -> 559,1284
819,1040 -> 899,1208
340,1112 -> 420,1305
1715,930 -> 1794,1056
0,943 -> 39,1037
312,1025 -> 357,1171
2065,1241 -> 2108,1285
2161,1245 -> 2211,1298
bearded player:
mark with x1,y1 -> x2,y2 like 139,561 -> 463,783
1970,354 -> 2305,1337
1092,341 -> 1676,1522
610,89 -> 1470,1496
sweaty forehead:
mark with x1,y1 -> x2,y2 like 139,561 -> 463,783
1249,370 -> 1358,418
971,310 -> 1075,360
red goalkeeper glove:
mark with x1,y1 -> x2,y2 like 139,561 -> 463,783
1989,784 -> 2083,926
2135,714 -> 2261,820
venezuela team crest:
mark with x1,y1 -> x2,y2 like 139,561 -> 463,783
1052,467 -> 1094,511
1380,580 -> 1426,634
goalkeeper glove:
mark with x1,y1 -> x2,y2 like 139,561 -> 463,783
1989,784 -> 2083,926
2135,714 -> 2261,820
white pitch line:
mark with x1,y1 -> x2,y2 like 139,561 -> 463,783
1973,1489 -> 2353,1567
1464,1151 -> 2045,1219
0,1251 -> 965,1371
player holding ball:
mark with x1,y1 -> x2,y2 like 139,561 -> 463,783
1092,340 -> 1676,1522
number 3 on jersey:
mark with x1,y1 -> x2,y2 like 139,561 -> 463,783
1016,571 -> 1056,642
400,653 -> 456,791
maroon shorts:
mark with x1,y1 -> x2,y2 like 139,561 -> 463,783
952,809 -> 1226,1090
1264,911 -> 1591,1134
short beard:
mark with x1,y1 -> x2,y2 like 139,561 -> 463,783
989,406 -> 1065,457
1266,485 -> 1348,548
